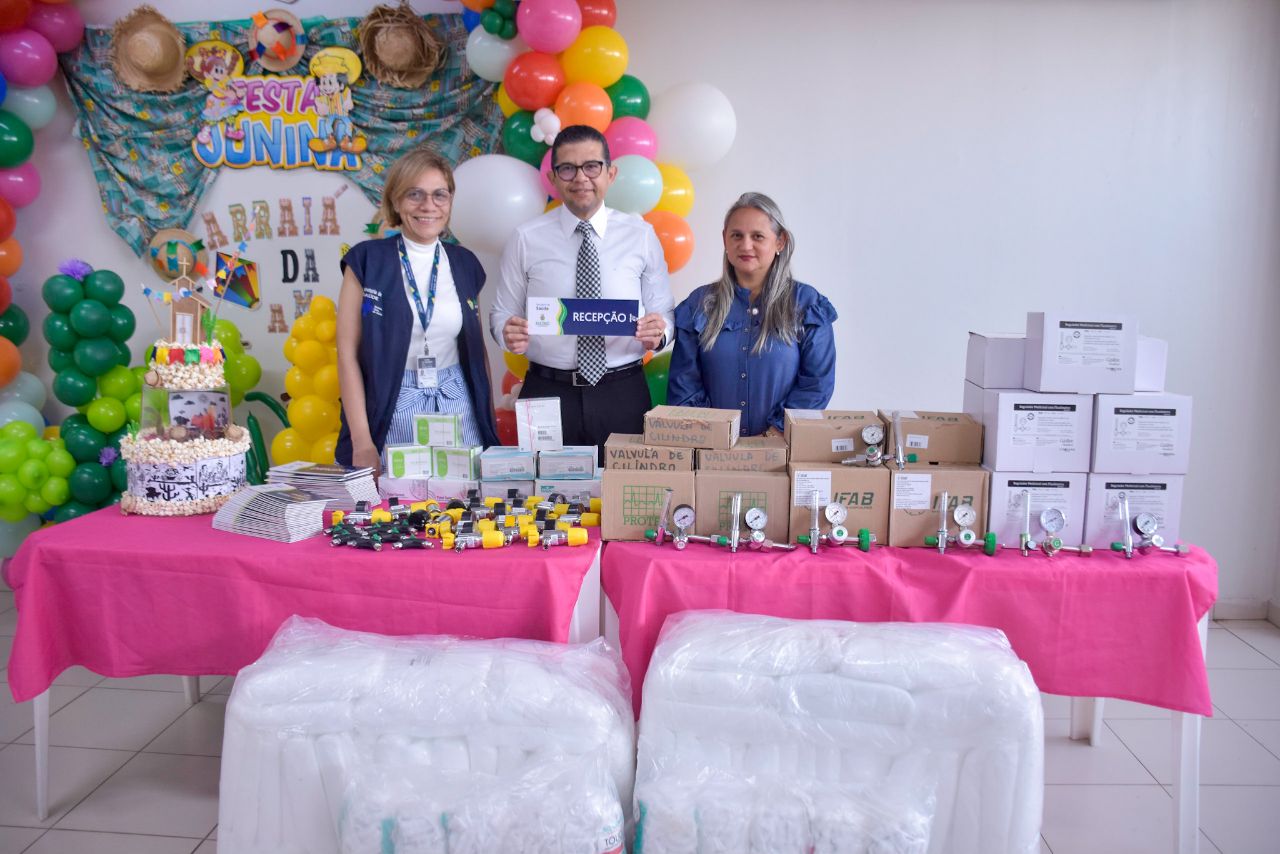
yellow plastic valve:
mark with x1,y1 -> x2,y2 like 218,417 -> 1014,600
370,508 -> 392,524
481,530 -> 505,549
580,512 -> 600,527
566,527 -> 589,546
477,518 -> 496,533
526,530 -> 541,547
588,498 -> 602,514
330,510 -> 345,525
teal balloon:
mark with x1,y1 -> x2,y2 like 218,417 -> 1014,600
481,9 -> 503,33
69,299 -> 111,337
110,457 -> 127,491
0,514 -> 39,558
62,424 -> 105,463
0,304 -> 28,345
607,75 -> 650,120
106,426 -> 127,449
604,155 -> 664,214
499,17 -> 517,40
2,85 -> 55,132
52,368 -> 97,407
82,270 -> 125,306
42,312 -> 78,351
72,336 -> 119,377
107,304 -> 135,342
113,339 -> 131,368
53,499 -> 95,524
0,110 -> 33,170
61,413 -> 89,432
41,275 -> 84,313
501,111 -> 548,167
69,463 -> 111,505
644,350 -> 671,407
48,347 -> 73,373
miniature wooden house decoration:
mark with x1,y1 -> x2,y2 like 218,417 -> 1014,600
168,259 -> 212,345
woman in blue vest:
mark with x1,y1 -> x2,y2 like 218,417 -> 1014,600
336,147 -> 498,474
667,192 -> 837,437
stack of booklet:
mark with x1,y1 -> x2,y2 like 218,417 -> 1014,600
212,485 -> 333,543
265,462 -> 380,508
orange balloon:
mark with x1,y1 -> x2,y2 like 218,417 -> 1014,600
643,210 -> 694,274
461,0 -> 495,11
554,81 -> 612,132
0,237 -> 20,277
0,337 -> 20,388
503,51 -> 566,112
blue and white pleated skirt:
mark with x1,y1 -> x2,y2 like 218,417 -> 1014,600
381,365 -> 485,459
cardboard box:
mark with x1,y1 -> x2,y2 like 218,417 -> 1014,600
1024,311 -> 1138,393
1083,473 -> 1184,549
537,446 -> 598,479
478,447 -> 536,481
880,410 -> 982,466
986,471 -> 1088,547
694,470 -> 790,543
603,434 -> 694,471
962,381 -> 985,425
697,435 -> 788,472
413,413 -> 462,448
888,465 -> 990,547
601,469 -> 695,541
1136,336 -> 1168,392
480,480 -> 535,502
515,397 -> 564,452
643,405 -> 740,450
786,463 -> 890,546
426,477 -> 480,502
384,444 -> 433,480
380,476 -> 432,502
432,445 -> 481,480
977,389 -> 1093,473
965,332 -> 1025,389
535,476 -> 602,505
1091,393 -> 1192,475
785,410 -> 884,463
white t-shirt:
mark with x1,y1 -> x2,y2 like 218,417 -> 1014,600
401,236 -> 461,371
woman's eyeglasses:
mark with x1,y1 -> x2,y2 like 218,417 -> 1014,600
553,160 -> 605,182
402,188 -> 452,206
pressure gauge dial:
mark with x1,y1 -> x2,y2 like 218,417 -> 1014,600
957,528 -> 978,547
1039,507 -> 1067,534
1134,512 -> 1159,537
861,424 -> 885,446
672,505 -> 696,530
830,525 -> 849,544
953,504 -> 978,528
824,503 -> 848,526
745,507 -> 768,531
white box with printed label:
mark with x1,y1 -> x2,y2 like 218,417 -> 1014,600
537,446 -> 598,479
515,397 -> 564,452
1024,311 -> 1137,393
534,476 -> 602,505
1091,392 -> 1192,474
1083,473 -> 1184,549
478,447 -> 537,480
965,332 -> 1025,389
986,471 -> 1088,546
384,444 -> 433,480
978,389 -> 1093,473
413,413 -> 462,448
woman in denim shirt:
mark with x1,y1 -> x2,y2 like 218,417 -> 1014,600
667,193 -> 837,436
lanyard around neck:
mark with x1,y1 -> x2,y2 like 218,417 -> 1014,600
397,236 -> 441,331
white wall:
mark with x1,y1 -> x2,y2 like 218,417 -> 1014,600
16,0 -> 1280,612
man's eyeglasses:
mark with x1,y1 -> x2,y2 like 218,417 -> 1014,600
553,160 -> 606,182
402,188 -> 452,206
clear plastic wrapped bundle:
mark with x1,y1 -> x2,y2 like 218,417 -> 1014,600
634,612 -> 1043,854
218,616 -> 634,854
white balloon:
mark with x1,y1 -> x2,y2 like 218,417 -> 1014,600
647,82 -> 737,171
450,155 -> 548,255
0,400 -> 44,435
465,28 -> 527,84
534,107 -> 554,123
0,372 -> 48,410
530,125 -> 546,143
4,86 -> 57,132
543,113 -> 561,133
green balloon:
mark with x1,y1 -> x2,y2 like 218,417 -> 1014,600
23,493 -> 50,515
110,457 -> 128,492
0,421 -> 36,441
224,353 -> 262,394
643,349 -> 671,407
501,111 -> 549,167
493,0 -> 516,16
41,275 -> 84,313
61,413 -> 89,432
53,368 -> 97,407
0,502 -> 26,523
62,424 -> 105,463
23,439 -> 49,460
106,426 -> 128,449
69,299 -> 111,338
499,17 -> 517,40
607,75 -> 651,120
73,337 -> 120,378
114,340 -> 132,368
69,463 -> 112,505
0,439 -> 24,473
0,110 -> 34,170
53,499 -> 95,523
48,347 -> 74,373
82,270 -> 125,306
124,392 -> 142,423
87,398 -> 127,434
0,304 -> 29,345
108,304 -> 136,343
40,476 -> 69,507
481,9 -> 503,34
98,365 -> 140,401
0,473 -> 24,505
17,459 -> 49,490
43,312 -> 79,351
210,319 -> 244,355
46,448 -> 75,478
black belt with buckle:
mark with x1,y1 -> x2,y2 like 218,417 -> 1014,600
527,360 -> 644,387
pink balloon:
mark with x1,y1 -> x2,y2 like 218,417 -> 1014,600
0,28 -> 57,87
539,148 -> 561,200
516,0 -> 582,54
0,162 -> 40,208
24,2 -> 84,53
605,116 -> 658,160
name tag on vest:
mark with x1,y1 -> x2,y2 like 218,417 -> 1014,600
528,297 -> 639,336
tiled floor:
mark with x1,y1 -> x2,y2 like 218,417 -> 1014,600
2,578 -> 1279,852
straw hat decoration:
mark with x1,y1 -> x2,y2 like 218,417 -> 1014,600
248,8 -> 307,73
147,228 -> 208,281
111,5 -> 187,94
358,2 -> 444,90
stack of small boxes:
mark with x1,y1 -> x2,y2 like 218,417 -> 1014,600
381,413 -> 482,502
502,397 -> 601,506
964,311 -> 1190,550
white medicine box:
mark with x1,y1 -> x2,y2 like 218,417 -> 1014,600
986,471 -> 1088,547
965,332 -> 1025,389
515,397 -> 564,452
1083,473 -> 1184,549
1023,311 -> 1137,393
1090,393 -> 1192,474
978,389 -> 1093,473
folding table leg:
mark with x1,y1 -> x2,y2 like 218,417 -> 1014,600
1172,614 -> 1209,854
1068,697 -> 1105,744
33,690 -> 48,821
181,676 -> 200,706
568,544 -> 603,643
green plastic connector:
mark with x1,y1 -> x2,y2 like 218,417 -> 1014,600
924,535 -> 939,547
1111,542 -> 1125,551
858,529 -> 872,552
983,531 -> 998,556
796,534 -> 813,545
906,453 -> 918,463
1048,537 -> 1063,551
644,529 -> 657,541
714,535 -> 729,546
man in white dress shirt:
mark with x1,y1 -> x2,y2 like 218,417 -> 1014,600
491,124 -> 673,452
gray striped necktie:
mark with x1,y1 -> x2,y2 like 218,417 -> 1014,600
574,220 -> 607,385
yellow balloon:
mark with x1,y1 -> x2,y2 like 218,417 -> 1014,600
292,314 -> 317,342
309,295 -> 337,321
270,427 -> 309,465
292,340 -> 328,372
284,366 -> 314,399
288,394 -> 336,441
502,350 -> 529,380
312,364 -> 341,401
282,336 -> 299,364
310,433 -> 338,465
545,199 -> 562,212
496,82 -> 519,117
654,162 -> 695,218
315,319 -> 337,343
326,344 -> 338,364
561,26 -> 628,87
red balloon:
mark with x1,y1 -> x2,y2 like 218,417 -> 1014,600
495,407 -> 517,446
503,51 -> 566,112
0,275 -> 10,315
0,196 -> 12,243
576,0 -> 616,28
0,0 -> 31,33
501,370 -> 520,395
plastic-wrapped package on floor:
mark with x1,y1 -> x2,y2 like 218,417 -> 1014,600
634,612 -> 1043,854
218,616 -> 634,854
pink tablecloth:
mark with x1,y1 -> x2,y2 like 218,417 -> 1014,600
602,541 -> 1218,718
5,509 -> 598,703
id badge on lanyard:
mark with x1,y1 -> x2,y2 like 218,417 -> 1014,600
399,237 -> 441,390
416,348 -> 438,389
